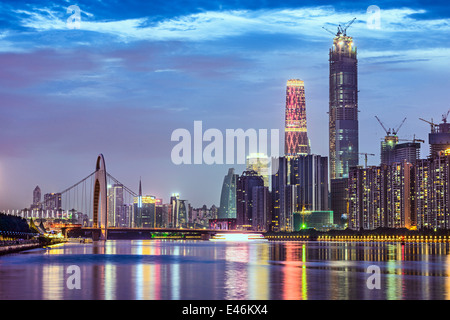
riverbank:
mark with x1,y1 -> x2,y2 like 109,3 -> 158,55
0,239 -> 67,256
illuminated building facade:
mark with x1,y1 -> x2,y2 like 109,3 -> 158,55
246,153 -> 269,187
290,155 -> 329,211
252,186 -> 271,231
385,161 -> 413,229
415,154 -> 450,229
32,186 -> 41,209
236,170 -> 264,229
348,161 -> 414,230
328,30 -> 358,225
44,192 -> 62,211
108,184 -> 124,227
218,168 -> 238,219
284,79 -> 310,157
429,120 -> 450,157
133,195 -> 157,228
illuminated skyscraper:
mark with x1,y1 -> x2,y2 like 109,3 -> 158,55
218,168 -> 238,219
284,79 -> 310,157
328,26 -> 358,224
246,153 -> 269,187
32,186 -> 41,209
329,30 -> 358,179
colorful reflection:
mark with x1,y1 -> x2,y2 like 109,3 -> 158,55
0,240 -> 450,299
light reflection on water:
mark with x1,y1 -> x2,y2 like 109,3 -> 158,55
0,240 -> 450,300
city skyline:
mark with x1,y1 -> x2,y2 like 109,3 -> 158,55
1,0 -> 450,210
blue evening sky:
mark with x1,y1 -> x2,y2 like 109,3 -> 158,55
1,0 -> 449,209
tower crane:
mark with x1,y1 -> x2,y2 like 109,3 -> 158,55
398,134 -> 425,144
419,118 -> 439,133
339,17 -> 357,36
442,109 -> 450,123
322,17 -> 357,37
375,116 -> 406,136
359,153 -> 375,168
375,116 -> 390,135
392,117 -> 406,135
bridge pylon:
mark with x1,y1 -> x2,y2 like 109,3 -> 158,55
93,154 -> 108,241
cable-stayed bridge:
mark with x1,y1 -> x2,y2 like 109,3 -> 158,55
6,154 -> 250,241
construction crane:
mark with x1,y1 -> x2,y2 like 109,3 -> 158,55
375,116 -> 391,135
359,153 -> 375,168
392,117 -> 406,135
322,17 -> 357,37
442,109 -> 450,123
419,118 -> 439,133
398,134 -> 425,144
339,17 -> 357,36
375,116 -> 406,136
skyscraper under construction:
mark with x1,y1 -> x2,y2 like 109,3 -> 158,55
285,79 -> 310,157
327,20 -> 359,224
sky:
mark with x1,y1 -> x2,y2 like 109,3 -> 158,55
1,0 -> 450,210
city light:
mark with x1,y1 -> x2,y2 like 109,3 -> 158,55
210,233 -> 268,242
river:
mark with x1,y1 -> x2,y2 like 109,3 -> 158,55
0,240 -> 449,300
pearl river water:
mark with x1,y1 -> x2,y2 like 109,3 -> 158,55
0,239 -> 450,300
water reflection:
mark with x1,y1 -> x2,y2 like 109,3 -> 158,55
1,240 -> 450,300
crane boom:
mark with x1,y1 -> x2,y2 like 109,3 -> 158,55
375,116 -> 390,135
342,17 -> 356,36
393,117 -> 406,135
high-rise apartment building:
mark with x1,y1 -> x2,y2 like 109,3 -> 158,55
348,161 -> 414,230
285,79 -> 310,157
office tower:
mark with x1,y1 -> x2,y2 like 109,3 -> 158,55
178,199 -> 189,228
44,193 -> 62,211
427,118 -> 450,157
133,195 -> 156,228
380,136 -> 398,165
252,186 -> 271,231
236,170 -> 264,229
328,26 -> 358,225
218,168 -> 238,219
107,184 -> 124,227
246,153 -> 269,187
169,194 -> 180,228
329,29 -> 358,178
285,79 -> 310,157
290,155 -> 329,211
393,142 -> 420,164
271,157 -> 288,231
32,186 -> 41,209
284,184 -> 298,232
155,200 -> 167,228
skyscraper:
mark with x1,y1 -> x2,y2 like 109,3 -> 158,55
285,79 -> 310,157
246,153 -> 269,187
236,170 -> 264,229
328,29 -> 358,179
328,25 -> 358,224
218,168 -> 238,219
32,186 -> 41,209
